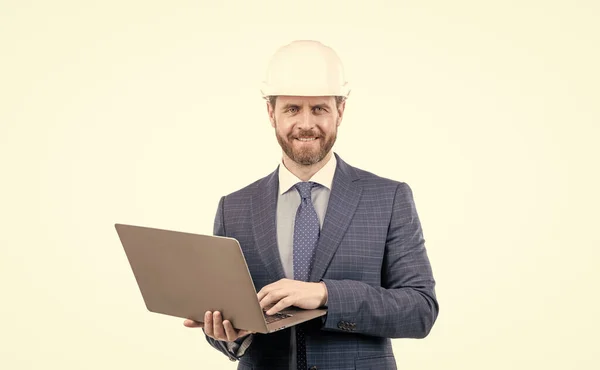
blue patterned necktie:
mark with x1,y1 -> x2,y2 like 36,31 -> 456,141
293,181 -> 320,370
293,181 -> 321,281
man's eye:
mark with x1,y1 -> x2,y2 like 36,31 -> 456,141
287,107 -> 298,113
314,107 -> 325,112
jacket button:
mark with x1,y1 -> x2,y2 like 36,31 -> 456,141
309,367 -> 318,370
337,321 -> 345,329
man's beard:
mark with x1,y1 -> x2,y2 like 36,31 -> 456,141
275,122 -> 337,166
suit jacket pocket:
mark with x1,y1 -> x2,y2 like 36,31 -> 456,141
355,355 -> 397,370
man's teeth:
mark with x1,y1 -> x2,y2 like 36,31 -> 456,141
297,138 -> 316,141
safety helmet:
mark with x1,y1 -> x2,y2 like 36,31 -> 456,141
260,40 -> 351,98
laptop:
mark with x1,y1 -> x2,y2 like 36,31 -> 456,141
114,223 -> 327,334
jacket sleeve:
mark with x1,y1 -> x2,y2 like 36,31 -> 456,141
203,195 -> 255,361
320,182 -> 439,339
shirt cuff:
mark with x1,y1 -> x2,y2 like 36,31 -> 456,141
320,280 -> 329,307
225,334 -> 254,358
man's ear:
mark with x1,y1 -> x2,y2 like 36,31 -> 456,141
267,101 -> 276,127
336,100 -> 346,127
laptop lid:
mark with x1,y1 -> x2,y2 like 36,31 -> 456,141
115,223 -> 272,333
115,223 -> 327,334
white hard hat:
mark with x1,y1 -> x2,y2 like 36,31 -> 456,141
260,40 -> 351,98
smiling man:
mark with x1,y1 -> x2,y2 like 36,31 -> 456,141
272,97 -> 339,165
184,40 -> 439,370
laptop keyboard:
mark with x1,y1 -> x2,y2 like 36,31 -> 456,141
264,311 -> 292,324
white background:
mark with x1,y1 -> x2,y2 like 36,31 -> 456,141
1,1 -> 599,369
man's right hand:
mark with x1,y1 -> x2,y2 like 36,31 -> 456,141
183,311 -> 254,342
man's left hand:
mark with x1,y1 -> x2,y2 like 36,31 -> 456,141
257,279 -> 328,315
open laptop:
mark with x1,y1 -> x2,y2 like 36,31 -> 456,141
114,223 -> 327,334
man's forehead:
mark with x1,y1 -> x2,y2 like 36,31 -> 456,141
276,96 -> 334,105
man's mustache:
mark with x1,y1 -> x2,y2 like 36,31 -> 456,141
291,130 -> 322,139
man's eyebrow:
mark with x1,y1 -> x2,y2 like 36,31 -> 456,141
280,102 -> 332,110
280,103 -> 299,110
311,103 -> 331,109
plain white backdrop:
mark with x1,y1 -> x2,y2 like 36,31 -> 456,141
1,1 -> 598,369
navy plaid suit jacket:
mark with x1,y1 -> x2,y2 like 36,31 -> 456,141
205,153 -> 439,370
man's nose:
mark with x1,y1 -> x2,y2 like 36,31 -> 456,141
296,111 -> 316,130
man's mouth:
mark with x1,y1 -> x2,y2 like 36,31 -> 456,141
296,137 -> 318,142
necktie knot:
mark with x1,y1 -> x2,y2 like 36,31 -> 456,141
294,181 -> 317,200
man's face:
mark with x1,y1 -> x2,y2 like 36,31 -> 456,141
267,96 -> 345,166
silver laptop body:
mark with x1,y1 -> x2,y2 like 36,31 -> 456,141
114,223 -> 327,334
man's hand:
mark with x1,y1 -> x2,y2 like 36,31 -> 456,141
183,311 -> 254,342
257,278 -> 328,315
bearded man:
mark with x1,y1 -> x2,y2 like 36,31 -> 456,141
185,40 -> 439,370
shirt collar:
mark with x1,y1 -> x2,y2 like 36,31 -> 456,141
278,153 -> 337,195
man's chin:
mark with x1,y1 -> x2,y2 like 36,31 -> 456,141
290,151 -> 326,166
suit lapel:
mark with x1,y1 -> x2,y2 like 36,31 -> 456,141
251,167 -> 286,282
309,154 -> 362,282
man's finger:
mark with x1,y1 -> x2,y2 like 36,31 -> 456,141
240,329 -> 254,337
257,278 -> 289,301
259,290 -> 286,310
203,311 -> 213,337
256,284 -> 274,301
266,296 -> 293,315
223,320 -> 238,341
213,311 -> 226,340
256,290 -> 266,302
183,319 -> 203,328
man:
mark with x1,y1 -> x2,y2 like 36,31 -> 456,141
184,40 -> 439,370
